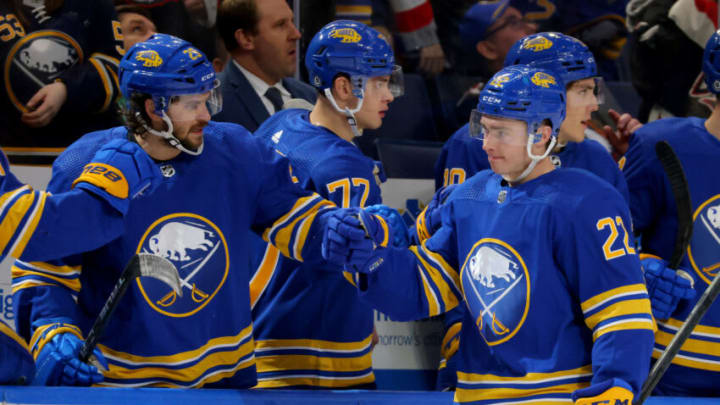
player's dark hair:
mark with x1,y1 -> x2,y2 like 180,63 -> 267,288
217,0 -> 258,53
119,93 -> 153,138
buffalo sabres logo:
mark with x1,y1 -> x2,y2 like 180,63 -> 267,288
136,213 -> 229,317
183,47 -> 202,61
329,28 -> 362,43
688,195 -> 720,285
521,36 -> 553,52
4,31 -> 82,113
489,73 -> 512,88
461,239 -> 530,345
136,50 -> 163,67
531,71 -> 556,88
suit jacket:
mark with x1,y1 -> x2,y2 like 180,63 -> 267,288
214,61 -> 317,132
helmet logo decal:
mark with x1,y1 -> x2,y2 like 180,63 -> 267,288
136,50 -> 163,67
313,75 -> 322,87
521,36 -> 553,52
329,28 -> 362,43
531,71 -> 556,88
489,73 -> 512,88
183,47 -> 202,61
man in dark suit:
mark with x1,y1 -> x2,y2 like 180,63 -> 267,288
214,0 -> 316,132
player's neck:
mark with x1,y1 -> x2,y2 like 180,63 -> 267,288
509,157 -> 555,186
704,106 -> 720,142
134,132 -> 182,161
309,98 -> 356,143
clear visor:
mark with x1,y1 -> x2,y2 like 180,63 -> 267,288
567,76 -> 605,107
167,81 -> 223,122
352,65 -> 405,99
468,110 -> 531,146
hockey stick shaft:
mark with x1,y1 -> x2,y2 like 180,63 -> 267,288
636,273 -> 720,404
78,254 -> 140,362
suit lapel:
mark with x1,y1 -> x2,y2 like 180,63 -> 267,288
228,63 -> 270,129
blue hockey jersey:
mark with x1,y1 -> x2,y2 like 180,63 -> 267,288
12,122 -> 337,388
433,123 -> 631,390
623,116 -> 720,396
0,319 -> 34,384
248,109 -> 384,388
0,0 -> 122,147
361,168 -> 655,403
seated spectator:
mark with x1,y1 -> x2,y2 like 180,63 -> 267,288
213,0 -> 315,132
0,0 -> 122,147
114,2 -> 157,53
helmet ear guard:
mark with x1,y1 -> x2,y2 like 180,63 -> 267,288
703,29 -> 720,94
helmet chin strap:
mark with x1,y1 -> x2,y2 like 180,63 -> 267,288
503,133 -> 557,184
143,111 -> 204,156
324,88 -> 364,137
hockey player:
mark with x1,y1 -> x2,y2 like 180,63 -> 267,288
323,65 -> 656,403
248,20 -> 407,389
0,129 -> 164,384
621,29 -> 720,397
429,31 -> 638,390
12,33 -> 354,388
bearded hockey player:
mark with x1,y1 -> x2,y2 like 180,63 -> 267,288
323,65 -> 656,404
12,33 -> 354,388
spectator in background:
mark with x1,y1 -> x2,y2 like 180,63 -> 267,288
214,0 -> 316,132
114,2 -> 157,53
0,0 -> 122,147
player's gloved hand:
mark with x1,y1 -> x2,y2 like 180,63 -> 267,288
412,184 -> 456,245
72,138 -> 162,215
641,255 -> 696,320
572,378 -> 634,405
322,207 -> 390,273
31,323 -> 107,386
365,204 -> 409,248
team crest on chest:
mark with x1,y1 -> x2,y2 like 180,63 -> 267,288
688,195 -> 720,285
136,213 -> 229,317
461,238 -> 530,345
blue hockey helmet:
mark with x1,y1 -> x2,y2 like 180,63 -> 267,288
471,65 -> 566,141
504,32 -> 597,86
119,33 -> 221,115
703,29 -> 720,94
305,20 -> 403,98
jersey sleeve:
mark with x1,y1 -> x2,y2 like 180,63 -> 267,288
0,150 -> 124,262
248,140 -> 337,266
555,186 -> 655,394
356,201 -> 462,321
59,1 -> 122,114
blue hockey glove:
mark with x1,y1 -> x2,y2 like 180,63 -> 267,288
412,184 -> 456,245
641,255 -> 696,320
365,204 -> 409,248
572,378 -> 634,405
72,138 -> 162,215
31,323 -> 107,386
322,208 -> 390,273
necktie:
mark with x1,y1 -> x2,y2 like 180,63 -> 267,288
265,87 -> 284,113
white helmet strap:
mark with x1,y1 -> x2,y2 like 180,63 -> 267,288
324,87 -> 365,137
502,132 -> 557,184
143,110 -> 204,156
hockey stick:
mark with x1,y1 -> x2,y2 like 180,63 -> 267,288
78,253 -> 182,363
635,141 -> 697,404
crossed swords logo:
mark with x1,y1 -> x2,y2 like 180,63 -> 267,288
147,241 -> 221,307
467,265 -> 525,337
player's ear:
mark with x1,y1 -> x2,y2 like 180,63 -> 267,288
234,28 -> 255,51
331,75 -> 353,104
144,99 -> 159,121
